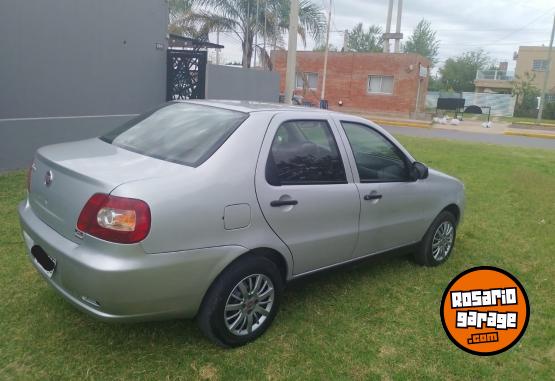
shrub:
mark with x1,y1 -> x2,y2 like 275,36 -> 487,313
543,100 -> 555,120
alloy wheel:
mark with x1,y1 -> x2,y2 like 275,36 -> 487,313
224,274 -> 274,336
432,221 -> 455,261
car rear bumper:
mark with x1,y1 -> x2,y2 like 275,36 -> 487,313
18,200 -> 247,321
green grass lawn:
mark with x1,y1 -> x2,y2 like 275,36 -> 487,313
1,136 -> 554,380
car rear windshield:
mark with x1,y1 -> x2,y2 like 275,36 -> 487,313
101,103 -> 248,167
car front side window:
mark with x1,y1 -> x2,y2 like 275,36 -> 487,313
266,120 -> 347,186
341,121 -> 410,183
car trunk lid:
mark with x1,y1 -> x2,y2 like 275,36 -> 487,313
29,138 -> 184,243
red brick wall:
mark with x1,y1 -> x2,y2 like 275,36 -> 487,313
272,51 -> 430,116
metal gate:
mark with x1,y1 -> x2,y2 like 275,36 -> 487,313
166,50 -> 207,101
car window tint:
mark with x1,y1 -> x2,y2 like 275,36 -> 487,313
266,120 -> 347,186
342,122 -> 409,182
101,103 -> 248,167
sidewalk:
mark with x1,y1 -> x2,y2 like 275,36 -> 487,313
348,111 -> 555,140
432,120 -> 555,139
349,112 -> 431,129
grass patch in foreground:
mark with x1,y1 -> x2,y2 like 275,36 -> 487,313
1,137 -> 554,380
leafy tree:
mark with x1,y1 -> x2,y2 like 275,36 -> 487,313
404,19 -> 440,65
512,72 -> 540,117
345,23 -> 383,52
427,74 -> 443,91
195,0 -> 326,68
439,49 -> 491,92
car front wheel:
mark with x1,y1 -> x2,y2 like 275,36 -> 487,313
196,255 -> 283,347
415,211 -> 457,266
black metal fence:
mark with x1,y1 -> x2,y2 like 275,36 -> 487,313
166,50 -> 207,101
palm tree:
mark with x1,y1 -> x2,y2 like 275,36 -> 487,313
169,0 -> 230,41
169,0 -> 201,37
194,0 -> 326,68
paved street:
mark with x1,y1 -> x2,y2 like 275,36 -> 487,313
384,126 -> 555,150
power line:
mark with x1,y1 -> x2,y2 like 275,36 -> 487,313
453,40 -> 551,47
486,6 -> 555,46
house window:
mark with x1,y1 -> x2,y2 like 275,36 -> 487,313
368,75 -> 394,94
296,72 -> 318,90
532,59 -> 548,71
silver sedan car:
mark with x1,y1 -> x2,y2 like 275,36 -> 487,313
19,100 -> 464,347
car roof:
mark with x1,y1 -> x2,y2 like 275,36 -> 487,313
176,99 -> 338,114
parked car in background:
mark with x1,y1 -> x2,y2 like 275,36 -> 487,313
19,101 -> 465,347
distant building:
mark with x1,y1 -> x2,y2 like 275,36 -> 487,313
514,46 -> 555,96
474,46 -> 555,97
272,51 -> 430,117
474,62 -> 514,94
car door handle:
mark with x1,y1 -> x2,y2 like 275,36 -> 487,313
364,194 -> 383,201
270,200 -> 298,207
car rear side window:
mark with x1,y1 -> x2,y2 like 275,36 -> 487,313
101,103 -> 248,167
341,121 -> 409,182
266,120 -> 347,186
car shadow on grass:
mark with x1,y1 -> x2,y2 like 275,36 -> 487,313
30,247 -> 420,351
18,243 -> 426,359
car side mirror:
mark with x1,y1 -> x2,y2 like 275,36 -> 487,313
411,162 -> 429,180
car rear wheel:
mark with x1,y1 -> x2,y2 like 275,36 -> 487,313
196,255 -> 283,347
415,211 -> 457,266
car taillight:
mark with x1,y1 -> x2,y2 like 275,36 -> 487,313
76,194 -> 151,244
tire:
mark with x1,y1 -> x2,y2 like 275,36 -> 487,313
196,255 -> 283,347
415,211 -> 457,267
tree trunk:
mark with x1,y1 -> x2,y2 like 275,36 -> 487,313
242,38 -> 249,68
242,31 -> 254,68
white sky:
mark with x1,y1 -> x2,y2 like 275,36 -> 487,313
210,0 -> 555,72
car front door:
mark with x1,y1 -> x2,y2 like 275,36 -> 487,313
336,120 -> 435,257
255,113 -> 360,275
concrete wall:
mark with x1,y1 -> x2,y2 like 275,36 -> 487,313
0,0 -> 168,171
0,116 -> 136,172
205,64 -> 280,102
272,51 -> 430,116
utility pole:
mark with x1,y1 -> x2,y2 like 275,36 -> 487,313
538,13 -> 555,123
383,0 -> 393,52
343,29 -> 348,52
394,0 -> 403,53
321,0 -> 333,105
284,0 -> 299,104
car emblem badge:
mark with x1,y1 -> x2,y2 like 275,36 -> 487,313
44,170 -> 54,187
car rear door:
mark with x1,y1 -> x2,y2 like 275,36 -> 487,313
334,118 -> 435,257
255,112 -> 360,275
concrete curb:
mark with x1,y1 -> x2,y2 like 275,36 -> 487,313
504,131 -> 555,140
511,122 -> 555,128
